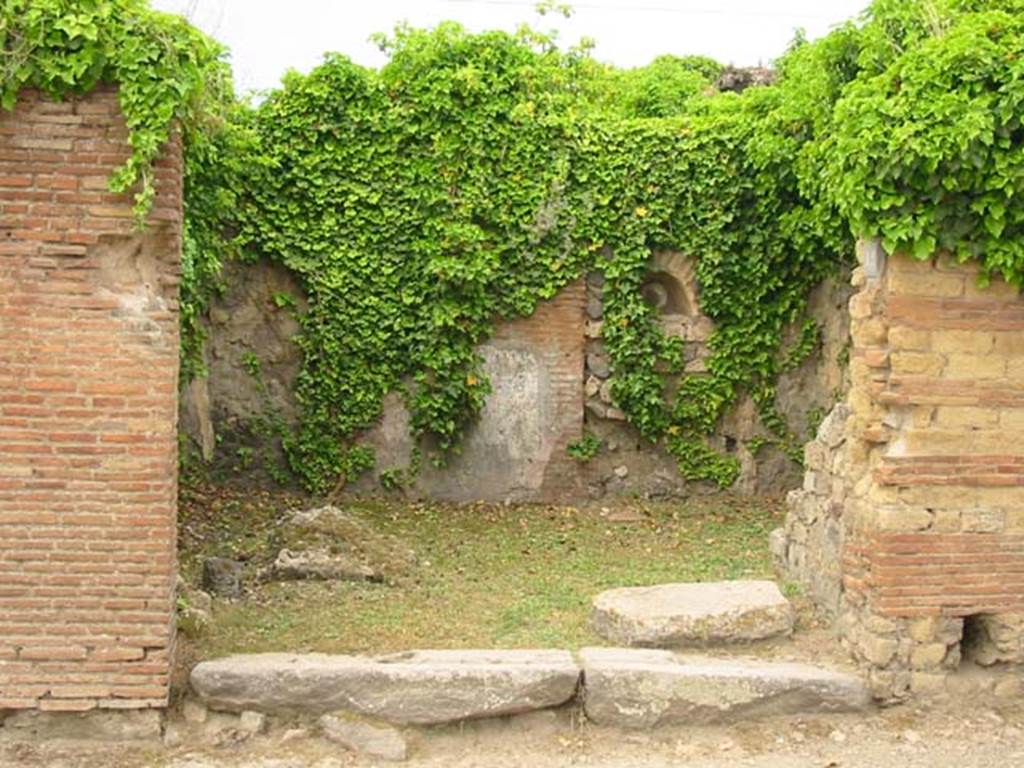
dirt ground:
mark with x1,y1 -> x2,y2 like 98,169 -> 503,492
6,698 -> 1024,768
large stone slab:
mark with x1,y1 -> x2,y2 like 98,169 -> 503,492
580,648 -> 871,728
190,650 -> 580,724
591,580 -> 794,647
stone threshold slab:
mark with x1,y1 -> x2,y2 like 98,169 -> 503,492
580,647 -> 872,728
190,650 -> 581,724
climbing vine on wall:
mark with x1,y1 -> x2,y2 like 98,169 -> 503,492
5,1 -> 1022,493
0,0 -> 236,381
0,0 -> 230,218
826,0 -> 1024,285
227,24 -> 847,492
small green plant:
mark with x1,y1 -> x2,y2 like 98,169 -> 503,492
379,468 -> 407,491
235,446 -> 254,470
272,292 -> 297,310
567,433 -> 602,462
836,341 -> 852,370
805,406 -> 827,439
745,436 -> 771,455
241,351 -> 262,379
781,581 -> 805,599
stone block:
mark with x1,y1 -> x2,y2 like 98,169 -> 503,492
191,650 -> 581,724
863,615 -> 898,635
932,330 -> 995,356
803,471 -> 830,495
202,557 -> 244,598
889,352 -> 945,377
580,648 -> 871,728
590,581 -> 794,647
857,238 -> 886,280
931,509 -> 961,532
1005,509 -> 1024,533
0,709 -> 163,742
946,353 -> 1004,379
960,510 -> 1004,534
804,441 -> 829,471
901,428 -> 1010,455
852,317 -> 888,347
848,292 -> 876,320
686,317 -> 714,343
875,507 -> 933,533
857,633 -> 898,667
909,643 -> 948,670
888,327 -> 931,352
963,275 -> 1020,300
888,269 -> 964,298
589,581 -> 794,651
586,352 -> 610,379
933,406 -> 1000,429
994,333 -> 1024,356
239,710 -> 267,734
270,547 -> 378,582
1002,410 -> 1024,430
817,404 -> 850,448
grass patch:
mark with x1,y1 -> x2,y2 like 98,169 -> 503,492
178,485 -> 782,658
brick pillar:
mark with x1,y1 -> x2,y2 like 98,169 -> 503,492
781,239 -> 1024,701
0,88 -> 182,711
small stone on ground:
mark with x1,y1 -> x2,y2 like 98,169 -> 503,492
269,547 -> 379,582
320,713 -> 408,762
202,557 -> 244,598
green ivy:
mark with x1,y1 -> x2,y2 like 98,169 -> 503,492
6,1 -> 1022,495
567,433 -> 602,462
0,0 -> 229,220
220,23 -> 849,492
0,0 -> 237,383
825,0 -> 1024,285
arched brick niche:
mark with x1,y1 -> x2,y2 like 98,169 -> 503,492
0,87 -> 183,712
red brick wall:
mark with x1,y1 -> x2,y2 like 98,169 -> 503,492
0,87 -> 182,711
492,280 -> 586,500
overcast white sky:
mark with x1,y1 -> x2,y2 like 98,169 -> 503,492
150,0 -> 869,94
